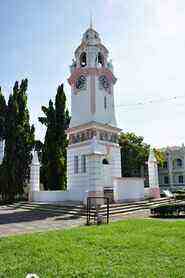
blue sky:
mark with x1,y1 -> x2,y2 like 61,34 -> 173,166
1,0 -> 185,147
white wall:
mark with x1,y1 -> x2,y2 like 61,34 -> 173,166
30,189 -> 86,203
67,143 -> 95,192
110,145 -> 122,178
144,188 -> 150,199
67,140 -> 121,193
30,177 -> 145,203
114,177 -> 144,202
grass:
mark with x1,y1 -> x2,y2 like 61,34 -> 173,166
1,219 -> 185,277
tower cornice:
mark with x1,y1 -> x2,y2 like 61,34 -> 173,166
67,121 -> 122,134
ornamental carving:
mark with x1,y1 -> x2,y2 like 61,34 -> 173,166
69,129 -> 118,145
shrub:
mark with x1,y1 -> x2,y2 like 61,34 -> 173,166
151,203 -> 185,217
175,194 -> 185,200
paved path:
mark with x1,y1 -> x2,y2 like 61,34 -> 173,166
0,203 -> 151,237
0,203 -> 86,237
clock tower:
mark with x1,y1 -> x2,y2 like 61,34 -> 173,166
67,25 -> 122,201
68,26 -> 117,127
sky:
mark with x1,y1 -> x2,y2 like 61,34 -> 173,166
0,0 -> 185,147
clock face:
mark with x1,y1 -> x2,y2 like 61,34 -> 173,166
99,75 -> 109,90
76,75 -> 86,90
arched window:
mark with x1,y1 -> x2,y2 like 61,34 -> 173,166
98,52 -> 104,67
104,96 -> 107,110
173,158 -> 183,169
80,52 -> 87,67
164,176 -> 169,184
179,175 -> 184,184
163,161 -> 168,169
102,158 -> 109,165
81,155 -> 86,173
177,158 -> 182,167
74,156 -> 79,174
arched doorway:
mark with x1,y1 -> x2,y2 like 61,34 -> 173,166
102,158 -> 109,165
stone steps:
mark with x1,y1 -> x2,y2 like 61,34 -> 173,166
102,197 -> 169,208
6,198 -> 176,218
7,202 -> 87,217
98,198 -> 171,214
106,199 -> 182,216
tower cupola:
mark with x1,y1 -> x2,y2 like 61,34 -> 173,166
70,27 -> 109,71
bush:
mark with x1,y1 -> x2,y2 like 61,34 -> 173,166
175,194 -> 185,200
151,203 -> 185,217
175,189 -> 185,194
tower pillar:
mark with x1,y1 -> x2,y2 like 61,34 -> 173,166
148,148 -> 160,199
29,151 -> 40,201
0,140 -> 4,165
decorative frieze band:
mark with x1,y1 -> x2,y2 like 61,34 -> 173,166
68,128 -> 118,145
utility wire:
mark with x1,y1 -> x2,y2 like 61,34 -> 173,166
115,94 -> 185,109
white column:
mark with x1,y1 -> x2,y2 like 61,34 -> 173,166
84,136 -> 105,205
167,151 -> 173,189
88,153 -> 103,193
0,140 -> 4,165
148,148 -> 160,199
86,153 -> 104,206
30,151 -> 40,192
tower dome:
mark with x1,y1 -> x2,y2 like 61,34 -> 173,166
82,28 -> 101,45
72,26 -> 109,69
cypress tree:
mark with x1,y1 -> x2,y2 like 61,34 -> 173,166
39,100 -> 56,190
2,79 -> 35,201
39,84 -> 70,190
55,84 -> 70,188
0,88 -> 7,199
0,87 -> 6,140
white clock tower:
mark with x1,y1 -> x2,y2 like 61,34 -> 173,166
67,25 -> 122,201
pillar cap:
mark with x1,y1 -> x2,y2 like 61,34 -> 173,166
31,151 -> 40,166
148,148 -> 157,163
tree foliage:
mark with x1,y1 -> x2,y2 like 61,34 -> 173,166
0,79 -> 35,201
119,132 -> 165,178
39,84 -> 70,190
0,87 -> 6,140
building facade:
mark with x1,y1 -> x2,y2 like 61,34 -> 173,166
159,144 -> 185,188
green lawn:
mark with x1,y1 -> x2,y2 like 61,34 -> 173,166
1,219 -> 185,277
